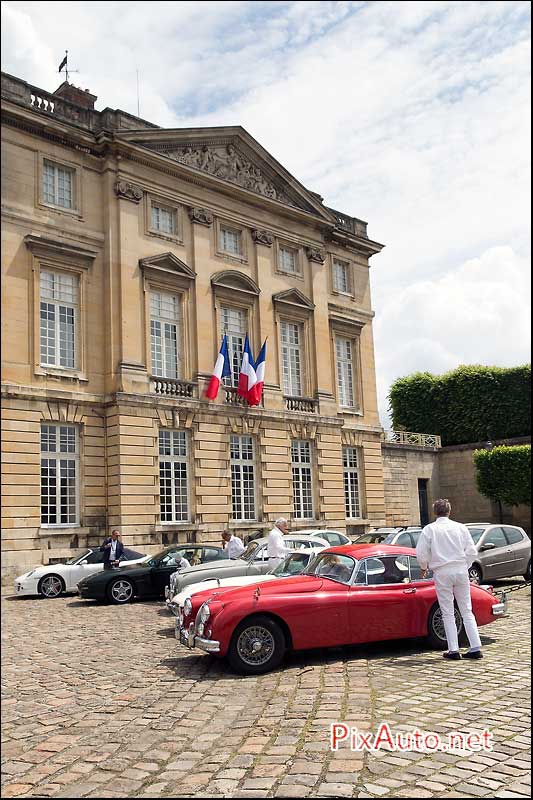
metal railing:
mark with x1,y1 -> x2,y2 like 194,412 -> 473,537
151,378 -> 195,398
381,430 -> 442,448
285,396 -> 318,413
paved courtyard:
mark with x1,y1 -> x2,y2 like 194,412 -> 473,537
1,582 -> 530,799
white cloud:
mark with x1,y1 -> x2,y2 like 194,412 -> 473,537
375,246 -> 532,426
1,0 -> 530,427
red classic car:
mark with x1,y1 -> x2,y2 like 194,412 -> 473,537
177,545 -> 507,674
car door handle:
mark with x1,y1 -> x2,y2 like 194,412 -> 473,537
403,587 -> 417,594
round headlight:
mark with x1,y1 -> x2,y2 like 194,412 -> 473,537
199,603 -> 210,624
183,597 -> 193,617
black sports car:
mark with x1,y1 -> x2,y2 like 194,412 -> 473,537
77,544 -> 226,604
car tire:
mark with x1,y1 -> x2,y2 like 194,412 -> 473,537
468,564 -> 483,584
107,577 -> 135,604
524,560 -> 531,582
427,603 -> 467,649
227,615 -> 286,675
38,574 -> 65,599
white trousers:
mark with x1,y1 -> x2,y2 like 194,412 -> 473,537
268,557 -> 282,568
433,565 -> 482,652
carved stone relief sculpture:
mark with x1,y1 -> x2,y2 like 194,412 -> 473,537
165,143 -> 295,206
251,229 -> 274,246
188,207 -> 214,226
114,181 -> 143,203
306,247 -> 326,263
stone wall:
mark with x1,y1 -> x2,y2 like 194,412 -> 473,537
382,443 -> 439,527
439,437 -> 531,533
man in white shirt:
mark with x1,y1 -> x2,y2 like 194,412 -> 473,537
222,531 -> 245,560
416,499 -> 482,661
267,518 -> 292,568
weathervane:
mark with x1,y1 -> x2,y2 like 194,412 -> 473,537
58,51 -> 79,83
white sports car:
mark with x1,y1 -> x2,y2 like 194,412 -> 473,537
166,548 -> 325,616
14,547 -> 147,598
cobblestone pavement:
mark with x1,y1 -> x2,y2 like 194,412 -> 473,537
1,582 -> 530,799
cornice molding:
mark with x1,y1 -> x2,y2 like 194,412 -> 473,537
24,234 -> 98,267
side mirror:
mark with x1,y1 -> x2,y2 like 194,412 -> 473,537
480,542 -> 496,551
80,559 -> 88,565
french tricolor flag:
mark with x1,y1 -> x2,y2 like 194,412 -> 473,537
237,335 -> 257,400
205,335 -> 231,400
248,340 -> 266,406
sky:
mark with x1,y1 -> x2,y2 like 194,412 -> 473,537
2,0 -> 531,426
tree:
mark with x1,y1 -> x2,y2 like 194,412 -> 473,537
473,445 -> 531,508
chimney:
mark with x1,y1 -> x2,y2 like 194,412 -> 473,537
53,81 -> 97,110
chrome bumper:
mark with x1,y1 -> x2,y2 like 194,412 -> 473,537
177,622 -> 220,653
166,599 -> 179,616
492,594 -> 508,616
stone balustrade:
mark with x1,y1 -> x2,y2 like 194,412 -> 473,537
151,378 -> 195,398
285,396 -> 319,413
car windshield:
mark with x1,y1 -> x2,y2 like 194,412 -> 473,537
65,550 -> 91,565
269,552 -> 310,577
468,528 -> 486,544
357,533 -> 388,543
242,541 -> 261,562
306,553 -> 357,585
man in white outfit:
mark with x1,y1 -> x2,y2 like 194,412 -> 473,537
222,530 -> 245,560
416,498 -> 483,661
267,518 -> 292,568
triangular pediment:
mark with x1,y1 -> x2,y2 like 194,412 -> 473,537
211,270 -> 260,295
117,126 -> 335,220
139,252 -> 195,279
273,289 -> 314,310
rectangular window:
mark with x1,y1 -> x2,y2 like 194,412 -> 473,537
281,321 -> 303,396
279,246 -> 298,274
150,291 -> 181,379
292,440 -> 314,519
40,270 -> 78,369
159,430 -> 189,522
332,259 -> 350,294
221,305 -> 246,387
343,446 -> 361,519
41,423 -> 79,526
230,435 -> 256,521
220,227 -> 242,256
336,336 -> 355,408
42,160 -> 74,209
151,203 -> 175,235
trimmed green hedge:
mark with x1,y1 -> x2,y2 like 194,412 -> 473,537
474,445 -> 531,507
389,365 -> 531,446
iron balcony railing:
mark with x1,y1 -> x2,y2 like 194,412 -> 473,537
381,430 -> 442,448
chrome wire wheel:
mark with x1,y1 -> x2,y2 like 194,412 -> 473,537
236,625 -> 275,667
431,606 -> 462,642
39,575 -> 63,598
110,579 -> 133,603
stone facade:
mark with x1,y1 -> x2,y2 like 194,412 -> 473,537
1,72 -> 386,582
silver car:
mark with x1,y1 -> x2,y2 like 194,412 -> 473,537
165,534 -> 329,600
353,529 -> 422,547
466,524 -> 531,583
